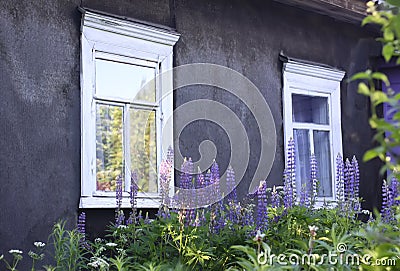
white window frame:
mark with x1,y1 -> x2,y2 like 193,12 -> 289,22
282,59 -> 345,204
80,10 -> 179,208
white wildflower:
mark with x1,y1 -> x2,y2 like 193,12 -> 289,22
308,225 -> 319,237
88,257 -> 109,268
9,249 -> 23,254
34,241 -> 46,248
105,242 -> 117,247
253,230 -> 266,242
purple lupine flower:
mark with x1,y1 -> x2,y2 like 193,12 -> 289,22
299,184 -> 308,207
144,212 -> 151,224
283,169 -> 293,209
381,180 -> 393,223
209,160 -> 225,231
256,180 -> 268,232
352,156 -> 361,211
283,139 -> 296,209
187,159 -> 196,226
287,138 -> 296,201
242,203 -> 255,227
157,205 -> 170,220
196,168 -> 206,202
178,158 -> 190,209
179,158 -> 192,190
344,158 -> 355,201
166,146 -> 174,165
195,169 -> 207,225
179,158 -> 195,226
115,175 -> 125,227
270,186 -> 280,208
126,214 -> 133,225
116,175 -> 123,209
335,154 -> 345,210
226,166 -> 241,225
226,165 -> 237,204
160,158 -> 172,206
309,154 -> 318,208
390,176 -> 399,205
211,160 -> 221,203
210,203 -> 225,233
77,212 -> 86,242
127,172 -> 139,224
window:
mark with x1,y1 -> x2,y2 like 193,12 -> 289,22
282,58 -> 345,203
80,10 -> 179,208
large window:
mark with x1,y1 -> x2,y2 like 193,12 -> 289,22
80,10 -> 179,208
282,58 -> 345,203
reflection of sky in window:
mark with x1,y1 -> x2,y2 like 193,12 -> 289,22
95,59 -> 155,102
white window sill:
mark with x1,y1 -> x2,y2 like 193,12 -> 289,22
79,195 -> 161,209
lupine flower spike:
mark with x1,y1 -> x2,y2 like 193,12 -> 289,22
127,172 -> 139,224
352,156 -> 360,211
226,165 -> 240,225
335,154 -> 345,211
287,138 -> 296,202
390,176 -> 399,206
381,180 -> 393,223
309,154 -> 318,208
77,212 -> 86,244
115,175 -> 125,227
256,180 -> 268,233
271,185 -> 280,208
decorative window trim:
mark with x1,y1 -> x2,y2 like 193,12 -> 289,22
79,10 -> 179,208
282,58 -> 345,205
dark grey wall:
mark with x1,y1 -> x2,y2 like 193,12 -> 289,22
0,0 -> 381,267
173,0 -> 381,207
0,0 -> 81,266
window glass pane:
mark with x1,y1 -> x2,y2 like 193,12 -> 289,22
292,94 -> 329,124
96,104 -> 124,191
313,130 -> 332,197
130,108 -> 157,193
96,59 -> 156,102
294,129 -> 310,195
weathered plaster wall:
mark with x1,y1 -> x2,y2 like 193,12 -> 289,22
0,0 -> 170,267
0,0 -> 81,266
0,0 -> 381,267
173,0 -> 381,207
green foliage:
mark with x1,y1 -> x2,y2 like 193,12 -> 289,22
355,210 -> 400,271
47,221 -> 87,271
352,1 -> 400,178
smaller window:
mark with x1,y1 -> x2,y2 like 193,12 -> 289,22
282,58 -> 345,203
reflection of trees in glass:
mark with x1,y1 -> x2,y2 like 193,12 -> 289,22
130,109 -> 157,193
96,104 -> 124,191
94,61 -> 158,193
